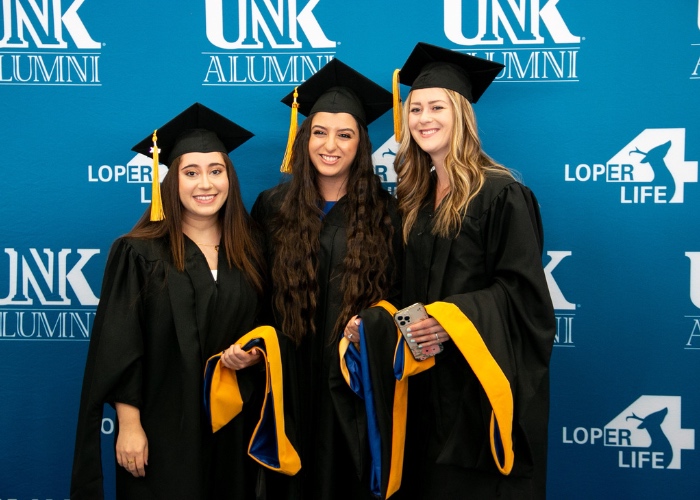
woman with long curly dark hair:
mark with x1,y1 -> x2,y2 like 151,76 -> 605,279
251,59 -> 402,499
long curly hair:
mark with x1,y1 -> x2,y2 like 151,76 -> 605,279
126,153 -> 265,295
395,88 -> 513,242
271,114 -> 395,345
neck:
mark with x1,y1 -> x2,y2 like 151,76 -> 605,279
182,216 -> 221,244
317,176 -> 348,202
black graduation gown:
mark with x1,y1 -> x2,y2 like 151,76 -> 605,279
71,236 -> 262,500
396,172 -> 556,500
251,184 -> 403,500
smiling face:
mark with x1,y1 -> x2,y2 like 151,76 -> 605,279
177,151 -> 229,223
307,112 -> 360,197
407,87 -> 455,166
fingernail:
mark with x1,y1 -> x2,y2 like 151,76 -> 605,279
406,333 -> 412,338
417,344 -> 422,348
410,339 -> 415,343
354,319 -> 360,325
406,327 -> 412,333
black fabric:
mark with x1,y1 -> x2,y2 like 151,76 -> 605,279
71,236 -> 263,500
251,184 -> 403,499
399,42 -> 504,103
394,172 -> 556,500
131,102 -> 254,164
280,58 -> 393,126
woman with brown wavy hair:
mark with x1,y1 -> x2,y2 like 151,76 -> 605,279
251,59 -> 402,499
391,43 -> 556,499
71,103 -> 265,500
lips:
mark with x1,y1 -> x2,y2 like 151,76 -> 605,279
193,194 -> 216,203
320,154 -> 340,164
420,128 -> 439,137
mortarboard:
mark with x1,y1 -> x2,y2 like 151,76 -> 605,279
392,42 -> 504,141
131,102 -> 253,221
279,58 -> 392,173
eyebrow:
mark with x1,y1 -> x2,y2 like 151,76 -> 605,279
311,124 -> 357,134
410,99 -> 448,106
180,162 -> 225,169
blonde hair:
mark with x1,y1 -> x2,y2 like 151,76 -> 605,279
394,88 -> 513,242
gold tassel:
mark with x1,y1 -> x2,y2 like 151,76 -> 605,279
150,130 -> 165,221
280,87 -> 299,173
392,69 -> 402,143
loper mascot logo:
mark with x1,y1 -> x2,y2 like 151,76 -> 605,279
0,0 -> 101,85
563,395 -> 695,470
203,0 -> 336,86
565,128 -> 699,204
443,0 -> 581,82
88,153 -> 169,205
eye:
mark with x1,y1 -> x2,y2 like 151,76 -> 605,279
339,133 -> 353,139
183,170 -> 197,177
432,105 -> 444,111
313,129 -> 326,136
410,106 -> 421,113
211,168 -> 223,175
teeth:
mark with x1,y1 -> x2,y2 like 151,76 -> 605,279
321,154 -> 339,162
421,129 -> 437,137
195,195 -> 215,201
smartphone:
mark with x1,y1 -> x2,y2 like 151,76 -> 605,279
393,302 -> 443,361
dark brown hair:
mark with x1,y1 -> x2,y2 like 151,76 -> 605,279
271,114 -> 395,344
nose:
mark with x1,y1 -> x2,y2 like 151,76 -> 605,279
199,171 -> 213,189
418,108 -> 432,123
323,134 -> 337,152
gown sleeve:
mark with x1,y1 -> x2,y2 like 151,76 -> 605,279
428,182 -> 555,476
70,238 -> 149,500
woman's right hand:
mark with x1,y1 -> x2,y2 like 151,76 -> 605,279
221,343 -> 262,370
115,403 -> 148,477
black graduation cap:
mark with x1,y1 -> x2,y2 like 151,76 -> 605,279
130,102 -> 253,221
278,59 -> 392,173
398,42 -> 504,104
131,102 -> 254,166
281,58 -> 392,127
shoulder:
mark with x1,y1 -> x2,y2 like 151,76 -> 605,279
467,170 -> 536,219
111,236 -> 170,263
251,183 -> 290,221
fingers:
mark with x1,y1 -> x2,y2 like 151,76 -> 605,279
344,315 -> 361,343
119,451 -> 147,477
221,344 -> 262,370
405,319 -> 450,347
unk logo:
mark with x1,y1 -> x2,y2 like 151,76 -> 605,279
205,0 -> 335,49
443,0 -> 581,81
544,251 -> 575,346
565,129 -> 699,204
0,0 -> 100,49
0,247 -> 101,340
685,252 -> 700,349
0,0 -> 101,85
0,248 -> 99,306
372,136 -> 399,196
562,396 -> 695,470
203,0 -> 335,85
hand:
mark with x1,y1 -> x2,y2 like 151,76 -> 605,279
404,317 -> 450,349
115,403 -> 148,477
343,315 -> 361,346
221,343 -> 262,370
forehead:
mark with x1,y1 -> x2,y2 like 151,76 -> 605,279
310,111 -> 359,130
178,151 -> 226,166
409,87 -> 450,102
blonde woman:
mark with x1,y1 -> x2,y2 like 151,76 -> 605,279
392,43 -> 556,499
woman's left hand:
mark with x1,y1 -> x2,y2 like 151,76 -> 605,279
343,315 -> 361,346
220,343 -> 262,370
404,317 -> 451,348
